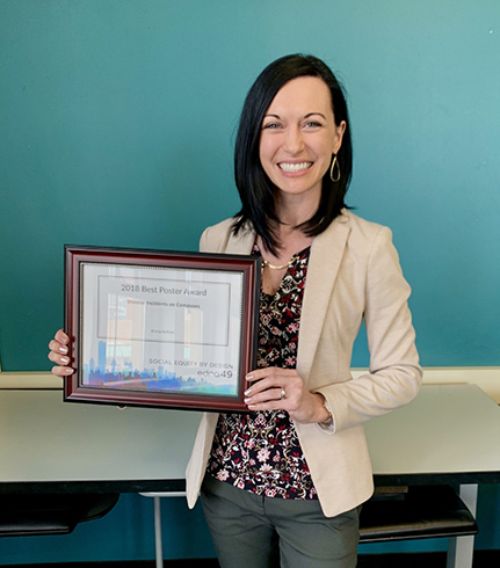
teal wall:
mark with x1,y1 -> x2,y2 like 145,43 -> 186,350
1,0 -> 500,371
0,0 -> 499,563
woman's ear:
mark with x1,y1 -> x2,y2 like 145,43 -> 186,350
332,120 -> 347,154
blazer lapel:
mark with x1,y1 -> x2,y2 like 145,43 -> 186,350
222,216 -> 350,383
297,214 -> 351,382
224,223 -> 256,255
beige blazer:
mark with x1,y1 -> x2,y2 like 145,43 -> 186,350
186,210 -> 422,517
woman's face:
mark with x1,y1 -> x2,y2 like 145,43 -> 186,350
259,76 -> 346,204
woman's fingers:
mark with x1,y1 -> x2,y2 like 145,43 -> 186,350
48,350 -> 70,366
48,329 -> 73,376
244,386 -> 284,405
48,339 -> 68,355
51,365 -> 74,377
49,329 -> 70,353
55,329 -> 70,345
243,367 -> 323,423
244,367 -> 304,410
245,368 -> 300,394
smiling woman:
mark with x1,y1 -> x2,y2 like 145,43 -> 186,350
49,53 -> 421,568
185,54 -> 421,568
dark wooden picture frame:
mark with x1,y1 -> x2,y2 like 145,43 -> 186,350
64,245 -> 260,412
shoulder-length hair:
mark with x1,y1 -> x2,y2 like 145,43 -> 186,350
232,53 -> 353,254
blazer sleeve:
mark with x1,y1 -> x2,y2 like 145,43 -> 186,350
315,227 -> 422,433
198,218 -> 237,253
199,226 -> 211,253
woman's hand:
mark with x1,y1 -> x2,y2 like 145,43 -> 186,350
244,367 -> 331,424
48,329 -> 74,377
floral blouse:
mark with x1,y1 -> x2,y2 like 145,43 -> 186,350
207,245 -> 318,499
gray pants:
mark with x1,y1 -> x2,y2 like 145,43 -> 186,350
200,475 -> 359,568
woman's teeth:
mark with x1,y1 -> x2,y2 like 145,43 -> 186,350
279,162 -> 312,172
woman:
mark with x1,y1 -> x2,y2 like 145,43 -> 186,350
49,54 -> 421,567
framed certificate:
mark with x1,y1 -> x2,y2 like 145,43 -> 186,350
64,245 -> 260,412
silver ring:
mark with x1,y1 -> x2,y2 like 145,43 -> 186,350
280,387 -> 286,400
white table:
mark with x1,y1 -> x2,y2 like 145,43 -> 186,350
1,384 -> 499,568
366,384 -> 500,568
0,388 -> 198,491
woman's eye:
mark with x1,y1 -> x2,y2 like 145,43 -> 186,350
304,121 -> 322,128
262,122 -> 281,130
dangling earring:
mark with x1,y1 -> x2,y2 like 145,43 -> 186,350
329,154 -> 341,183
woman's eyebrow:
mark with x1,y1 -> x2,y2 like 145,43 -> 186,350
304,112 -> 327,119
263,112 -> 327,119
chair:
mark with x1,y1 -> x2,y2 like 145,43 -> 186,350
0,493 -> 119,537
359,485 -> 478,543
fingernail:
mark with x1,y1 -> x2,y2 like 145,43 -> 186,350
246,374 -> 254,381
62,367 -> 74,375
59,346 -> 68,354
244,387 -> 252,395
61,356 -> 70,365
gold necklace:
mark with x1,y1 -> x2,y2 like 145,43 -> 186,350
261,256 -> 296,270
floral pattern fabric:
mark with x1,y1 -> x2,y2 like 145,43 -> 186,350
207,245 -> 318,499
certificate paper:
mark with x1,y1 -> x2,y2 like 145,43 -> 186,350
64,246 -> 260,411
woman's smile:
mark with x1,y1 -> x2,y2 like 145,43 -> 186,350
278,161 -> 314,174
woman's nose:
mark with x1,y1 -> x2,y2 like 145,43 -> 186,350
283,126 -> 304,154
